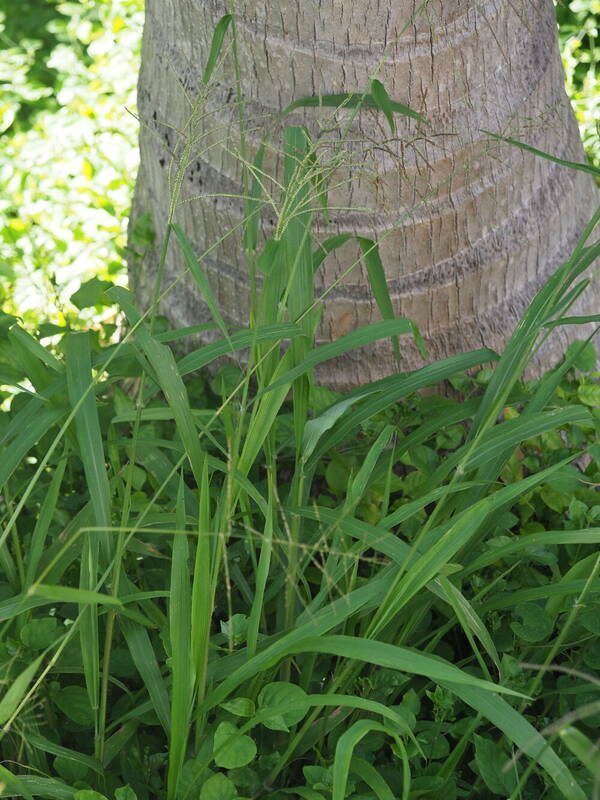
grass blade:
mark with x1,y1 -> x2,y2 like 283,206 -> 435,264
27,585 -> 122,606
171,223 -> 232,349
482,129 -> 600,178
259,319 -> 420,397
65,332 -> 111,560
278,92 -> 428,125
120,617 -> 171,734
202,14 -> 232,84
176,323 -> 301,376
445,681 -> 586,800
24,453 -> 67,585
370,79 -> 397,134
0,654 -> 44,725
167,475 -> 193,800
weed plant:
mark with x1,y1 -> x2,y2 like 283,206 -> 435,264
1,13 -> 600,800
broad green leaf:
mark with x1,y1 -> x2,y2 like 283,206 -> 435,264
257,682 -> 309,731
564,339 -> 598,371
20,617 -> 58,650
54,755 -> 89,783
474,735 -> 518,795
221,697 -> 255,717
115,789 -> 139,800
511,602 -> 554,642
213,721 -> 257,769
53,685 -> 95,726
200,772 -> 237,800
70,276 -> 113,309
577,382 -> 600,407
6,776 -> 75,800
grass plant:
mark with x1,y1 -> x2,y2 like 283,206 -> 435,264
1,12 -> 600,800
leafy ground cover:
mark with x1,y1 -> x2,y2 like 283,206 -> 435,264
1,6 -> 600,800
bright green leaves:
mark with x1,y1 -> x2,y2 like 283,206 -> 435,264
474,735 -> 518,796
221,697 -> 255,718
200,772 -> 237,800
257,682 -> 309,731
20,617 -> 58,650
577,381 -> 600,406
70,277 -> 113,310
511,603 -> 554,643
213,721 -> 257,769
564,339 -> 598,372
53,685 -> 95,726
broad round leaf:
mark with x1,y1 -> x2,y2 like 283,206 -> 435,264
200,772 -> 237,800
53,686 -> 95,726
20,618 -> 58,650
213,721 -> 257,769
257,682 -> 309,731
221,697 -> 255,718
511,603 -> 553,642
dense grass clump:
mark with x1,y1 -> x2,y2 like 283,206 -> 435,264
1,13 -> 600,800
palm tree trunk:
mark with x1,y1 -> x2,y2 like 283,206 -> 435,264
130,0 -> 598,389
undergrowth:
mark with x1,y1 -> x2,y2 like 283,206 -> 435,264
1,12 -> 600,800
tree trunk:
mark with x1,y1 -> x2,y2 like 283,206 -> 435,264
130,0 -> 598,390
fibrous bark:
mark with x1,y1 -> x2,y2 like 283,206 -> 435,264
131,0 -> 599,389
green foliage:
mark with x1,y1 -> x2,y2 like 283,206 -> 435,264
555,0 -> 600,166
1,6 -> 600,800
0,0 -> 143,332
